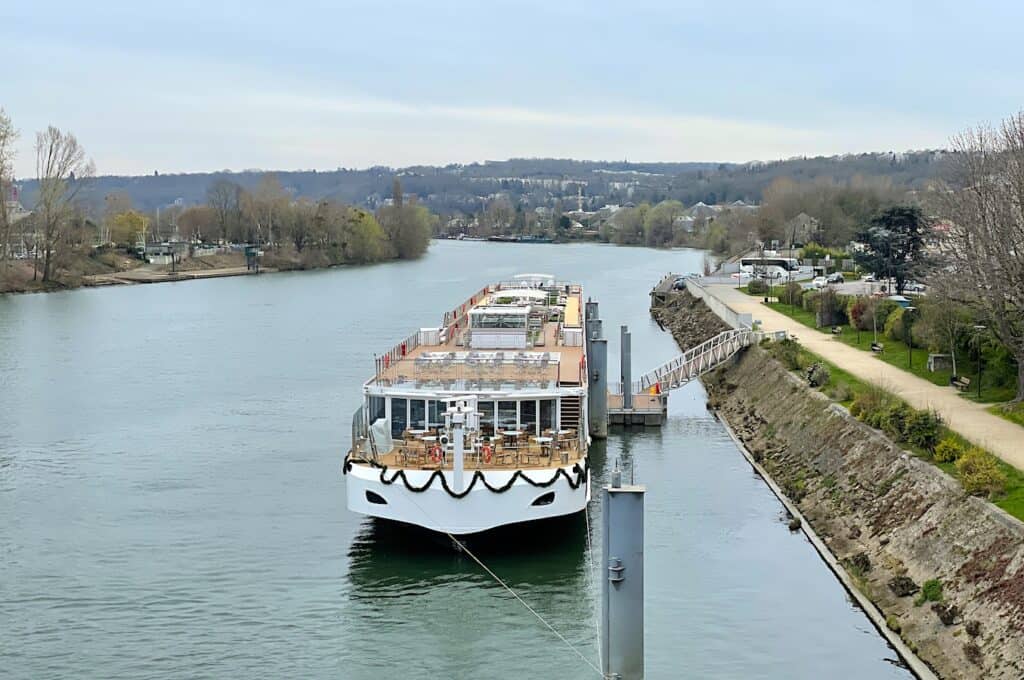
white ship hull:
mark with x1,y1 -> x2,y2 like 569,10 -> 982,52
346,458 -> 591,534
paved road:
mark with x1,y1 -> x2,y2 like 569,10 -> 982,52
704,283 -> 1024,471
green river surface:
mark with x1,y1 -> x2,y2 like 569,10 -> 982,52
0,240 -> 911,678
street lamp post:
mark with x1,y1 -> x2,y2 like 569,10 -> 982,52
904,307 -> 916,369
973,324 -> 986,399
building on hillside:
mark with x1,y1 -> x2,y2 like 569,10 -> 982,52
673,215 -> 697,233
688,202 -> 717,219
785,212 -> 821,245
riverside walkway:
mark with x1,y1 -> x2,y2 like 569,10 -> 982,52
703,283 -> 1024,471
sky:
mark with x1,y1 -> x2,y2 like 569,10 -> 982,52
2,0 -> 1023,178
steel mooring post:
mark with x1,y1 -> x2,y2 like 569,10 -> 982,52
589,336 -> 608,439
620,325 -> 633,411
601,470 -> 645,679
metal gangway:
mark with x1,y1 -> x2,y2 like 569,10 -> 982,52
636,329 -> 759,393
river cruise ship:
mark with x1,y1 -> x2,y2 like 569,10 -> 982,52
344,274 -> 591,534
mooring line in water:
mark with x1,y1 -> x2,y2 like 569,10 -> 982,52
584,503 -> 603,673
445,531 -> 605,678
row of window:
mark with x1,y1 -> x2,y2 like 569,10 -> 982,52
370,396 -> 557,437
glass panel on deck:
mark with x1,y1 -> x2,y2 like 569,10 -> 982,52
410,399 -> 426,430
498,401 -> 517,430
479,401 -> 495,435
539,399 -> 554,431
427,400 -> 442,428
391,397 -> 407,437
520,399 -> 537,434
368,396 -> 386,424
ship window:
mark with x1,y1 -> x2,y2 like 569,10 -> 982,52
410,399 -> 426,430
365,491 -> 388,505
531,491 -> 555,506
368,396 -> 386,424
391,397 -> 407,437
498,401 -> 517,430
479,401 -> 495,434
473,313 -> 527,329
539,399 -> 554,431
520,399 -> 537,434
427,400 -> 442,428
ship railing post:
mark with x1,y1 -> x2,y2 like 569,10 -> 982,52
602,467 -> 645,679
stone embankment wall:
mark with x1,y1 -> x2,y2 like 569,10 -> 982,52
704,349 -> 1024,679
650,290 -> 730,349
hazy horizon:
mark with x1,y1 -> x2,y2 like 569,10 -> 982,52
3,0 -> 1022,178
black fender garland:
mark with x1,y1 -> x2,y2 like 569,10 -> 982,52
343,454 -> 589,500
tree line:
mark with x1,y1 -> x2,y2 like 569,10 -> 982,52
0,108 -> 436,289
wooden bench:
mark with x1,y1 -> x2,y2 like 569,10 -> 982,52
953,376 -> 972,392
870,342 -> 884,353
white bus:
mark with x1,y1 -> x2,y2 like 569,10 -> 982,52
740,257 -> 800,280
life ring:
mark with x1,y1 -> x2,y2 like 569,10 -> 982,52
430,444 -> 443,464
482,443 -> 492,464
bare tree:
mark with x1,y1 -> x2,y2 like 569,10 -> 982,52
937,110 -> 1024,400
241,174 -> 288,247
0,108 -> 17,269
206,179 -> 241,243
33,126 -> 95,282
915,280 -> 973,377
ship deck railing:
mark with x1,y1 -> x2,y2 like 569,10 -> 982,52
352,432 -> 585,471
373,317 -> 585,386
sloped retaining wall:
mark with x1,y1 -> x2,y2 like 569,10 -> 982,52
704,348 -> 1024,680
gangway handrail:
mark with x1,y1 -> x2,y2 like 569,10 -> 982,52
634,329 -> 758,393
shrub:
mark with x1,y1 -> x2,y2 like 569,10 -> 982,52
955,448 -> 1008,498
782,281 -> 804,307
881,401 -> 912,439
806,362 -> 831,388
933,437 -> 965,463
850,387 -> 886,421
802,289 -> 820,313
903,410 -> 942,451
884,306 -> 905,342
748,278 -> 767,294
915,579 -> 943,606
816,289 -> 846,327
768,338 -> 802,370
827,382 -> 853,402
847,297 -> 871,331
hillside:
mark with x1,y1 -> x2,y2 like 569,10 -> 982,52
13,152 -> 949,216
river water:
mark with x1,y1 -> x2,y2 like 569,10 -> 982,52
0,241 -> 910,679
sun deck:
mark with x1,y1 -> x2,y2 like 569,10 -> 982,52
372,284 -> 586,388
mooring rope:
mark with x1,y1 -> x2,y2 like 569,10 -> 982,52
584,502 -> 603,674
355,457 -> 604,678
446,531 -> 605,679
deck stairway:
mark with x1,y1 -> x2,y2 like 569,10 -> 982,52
559,394 -> 583,432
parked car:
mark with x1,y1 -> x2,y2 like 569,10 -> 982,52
826,272 -> 845,284
904,281 -> 926,292
811,276 -> 828,289
886,295 -> 912,308
861,273 -> 877,282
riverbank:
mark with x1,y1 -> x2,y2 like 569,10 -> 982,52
704,348 -> 1024,678
652,289 -> 1024,678
0,246 -> 401,295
